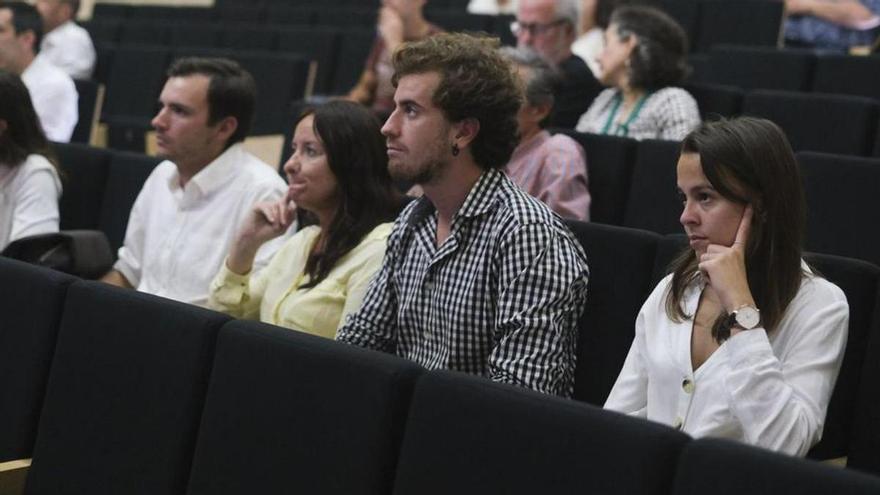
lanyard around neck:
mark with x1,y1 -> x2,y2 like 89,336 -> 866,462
601,91 -> 650,137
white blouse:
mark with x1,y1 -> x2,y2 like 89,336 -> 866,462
605,266 -> 848,457
0,154 -> 62,251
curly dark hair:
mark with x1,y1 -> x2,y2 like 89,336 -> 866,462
611,5 -> 690,90
391,32 -> 522,170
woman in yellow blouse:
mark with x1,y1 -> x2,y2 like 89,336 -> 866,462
209,100 -> 402,338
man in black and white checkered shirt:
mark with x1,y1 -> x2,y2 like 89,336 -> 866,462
337,33 -> 589,397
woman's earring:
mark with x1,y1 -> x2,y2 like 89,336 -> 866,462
451,143 -> 460,157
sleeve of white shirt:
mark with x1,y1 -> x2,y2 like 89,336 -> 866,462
38,76 -> 79,143
721,277 -> 849,457
113,182 -> 150,288
9,163 -> 61,242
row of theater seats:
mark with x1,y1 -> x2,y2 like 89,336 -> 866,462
90,0 -> 785,54
88,43 -> 311,150
682,84 -> 880,157
554,132 -> 880,266
2,225 -> 880,493
33,140 -> 880,467
692,45 -> 880,100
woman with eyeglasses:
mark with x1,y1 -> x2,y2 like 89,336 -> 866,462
575,5 -> 700,140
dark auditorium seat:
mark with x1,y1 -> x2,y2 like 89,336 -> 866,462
25,281 -> 229,495
673,438 -> 880,495
703,45 -> 816,91
565,221 -> 661,405
623,139 -> 683,235
684,82 -> 744,120
694,0 -> 785,52
849,297 -> 880,475
331,29 -> 377,94
186,321 -> 422,495
167,23 -> 219,49
798,152 -> 880,266
54,142 -> 112,231
812,54 -> 880,101
803,253 -> 880,461
72,79 -> 103,145
556,131 -> 637,225
171,48 -> 311,135
393,371 -> 690,495
277,26 -> 341,94
218,24 -> 279,51
743,90 -> 880,156
0,259 -> 76,462
117,21 -> 169,46
101,44 -> 170,151
98,151 -> 161,252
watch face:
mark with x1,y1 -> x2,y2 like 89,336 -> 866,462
735,307 -> 761,329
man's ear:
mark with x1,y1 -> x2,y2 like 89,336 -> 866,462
215,116 -> 239,143
531,102 -> 552,123
453,117 -> 480,149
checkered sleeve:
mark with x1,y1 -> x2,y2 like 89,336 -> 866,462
489,222 -> 589,397
334,219 -> 402,352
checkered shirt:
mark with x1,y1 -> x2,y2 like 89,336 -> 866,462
337,170 -> 590,397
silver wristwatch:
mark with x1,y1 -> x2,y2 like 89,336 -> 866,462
728,305 -> 761,331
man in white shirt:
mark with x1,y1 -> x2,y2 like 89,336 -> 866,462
35,0 -> 95,79
101,57 -> 290,307
0,2 -> 77,142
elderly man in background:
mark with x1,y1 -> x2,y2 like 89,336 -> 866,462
503,47 -> 590,221
514,0 -> 602,127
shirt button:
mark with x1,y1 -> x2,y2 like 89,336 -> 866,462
682,378 -> 695,394
672,417 -> 683,430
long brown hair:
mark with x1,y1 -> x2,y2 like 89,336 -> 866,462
666,117 -> 806,342
0,69 -> 57,170
297,100 -> 403,289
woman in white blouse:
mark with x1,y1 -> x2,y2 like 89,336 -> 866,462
605,117 -> 849,457
0,70 -> 62,251
575,5 -> 700,140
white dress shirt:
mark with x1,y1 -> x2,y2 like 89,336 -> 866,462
571,27 -> 604,79
39,20 -> 96,80
0,154 -> 62,250
605,265 -> 849,457
21,55 -> 78,143
467,0 -> 518,14
114,144 -> 290,307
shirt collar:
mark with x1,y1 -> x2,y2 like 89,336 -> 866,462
167,143 -> 244,196
406,169 -> 504,227
509,130 -> 550,163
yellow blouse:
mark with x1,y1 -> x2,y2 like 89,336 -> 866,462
208,223 -> 392,339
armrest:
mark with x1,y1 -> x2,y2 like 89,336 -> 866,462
0,459 -> 31,495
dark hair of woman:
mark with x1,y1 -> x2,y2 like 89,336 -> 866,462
666,117 -> 807,342
297,100 -> 403,289
610,5 -> 690,90
0,69 -> 58,170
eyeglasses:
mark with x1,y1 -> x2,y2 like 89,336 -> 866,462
510,19 -> 567,37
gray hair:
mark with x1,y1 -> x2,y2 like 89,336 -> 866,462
555,0 -> 582,28
500,46 -> 561,125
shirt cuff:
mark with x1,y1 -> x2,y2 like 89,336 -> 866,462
723,327 -> 773,368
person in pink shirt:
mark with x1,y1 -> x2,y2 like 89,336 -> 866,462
503,47 -> 591,221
